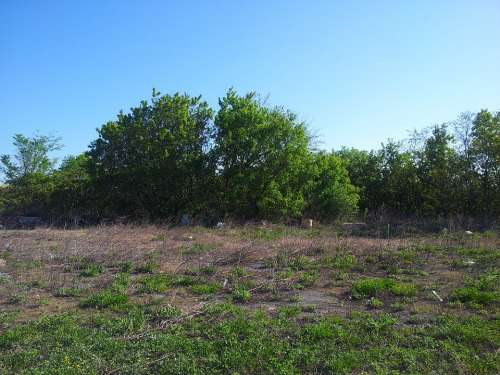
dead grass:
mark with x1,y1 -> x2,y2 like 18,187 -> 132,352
0,224 -> 498,326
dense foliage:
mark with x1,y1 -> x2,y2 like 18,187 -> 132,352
0,89 -> 498,224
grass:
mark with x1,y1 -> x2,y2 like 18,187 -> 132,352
137,274 -> 172,293
323,252 -> 356,270
451,271 -> 499,307
79,263 -> 104,277
191,282 -> 220,295
352,277 -> 417,298
231,285 -> 251,302
0,306 -> 498,374
0,225 -> 498,374
54,287 -> 85,297
80,291 -> 129,309
135,261 -> 159,274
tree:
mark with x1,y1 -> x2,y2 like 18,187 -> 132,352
1,133 -> 62,182
87,91 -> 214,219
211,89 -> 312,219
304,152 -> 359,219
471,110 -> 500,216
49,154 -> 93,223
336,147 -> 382,212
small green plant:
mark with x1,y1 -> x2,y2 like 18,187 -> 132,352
8,291 -> 28,305
54,287 -> 85,297
297,270 -> 320,288
290,255 -> 315,271
135,261 -> 159,274
199,265 -> 217,275
119,261 -> 134,273
390,301 -> 405,311
151,234 -> 167,241
182,243 -> 216,255
389,282 -> 417,297
231,266 -> 249,278
172,275 -> 197,286
191,282 -> 220,295
79,263 -> 104,277
451,271 -> 499,307
231,285 -> 251,302
324,253 -> 356,270
138,274 -> 172,293
148,305 -> 182,320
80,291 -> 128,309
110,273 -> 131,293
352,277 -> 416,298
368,297 -> 384,309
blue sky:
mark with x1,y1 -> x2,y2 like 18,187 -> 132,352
1,0 -> 499,160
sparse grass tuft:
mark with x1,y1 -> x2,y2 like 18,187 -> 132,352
80,291 -> 129,309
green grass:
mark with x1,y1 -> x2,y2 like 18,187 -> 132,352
181,243 -> 216,255
0,307 -> 498,374
135,261 -> 159,274
191,282 -> 220,295
451,271 -> 499,307
323,252 -> 357,270
137,274 -> 172,293
80,291 -> 129,309
79,263 -> 104,277
352,277 -> 417,298
297,270 -> 320,288
53,287 -> 85,297
231,285 -> 251,302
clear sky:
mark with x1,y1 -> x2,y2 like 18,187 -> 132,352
1,0 -> 499,160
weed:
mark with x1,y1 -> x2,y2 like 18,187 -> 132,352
110,273 -> 131,293
119,261 -> 134,273
297,270 -> 320,288
137,274 -> 172,293
182,243 -> 216,255
54,287 -> 85,297
231,285 -> 251,302
8,291 -> 27,305
199,265 -> 217,275
323,253 -> 356,270
368,297 -> 384,309
352,277 -> 417,298
290,255 -> 316,271
191,282 -> 220,295
80,291 -> 129,309
135,261 -> 158,274
148,304 -> 181,320
231,266 -> 249,278
79,263 -> 103,277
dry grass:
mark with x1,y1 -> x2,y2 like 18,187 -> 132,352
0,224 -> 498,324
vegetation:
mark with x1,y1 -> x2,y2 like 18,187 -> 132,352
3,89 -> 498,224
0,225 -> 498,373
0,89 -> 498,372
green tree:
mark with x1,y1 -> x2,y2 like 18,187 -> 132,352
471,110 -> 500,216
304,152 -> 359,219
49,154 -> 93,223
1,133 -> 62,182
87,91 -> 214,219
212,89 -> 312,219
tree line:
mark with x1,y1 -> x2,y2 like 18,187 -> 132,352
0,89 -> 498,225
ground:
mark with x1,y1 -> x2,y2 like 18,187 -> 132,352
0,224 -> 498,374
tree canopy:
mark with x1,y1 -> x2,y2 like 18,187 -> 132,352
0,90 -> 498,225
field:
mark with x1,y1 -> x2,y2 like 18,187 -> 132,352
0,224 -> 499,374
